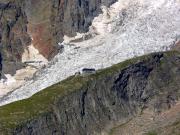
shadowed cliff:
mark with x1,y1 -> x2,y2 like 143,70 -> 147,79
0,51 -> 179,135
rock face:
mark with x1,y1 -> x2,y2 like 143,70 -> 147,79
0,51 -> 179,134
51,0 -> 116,41
0,1 -> 31,76
0,53 -> 2,78
0,0 -> 117,78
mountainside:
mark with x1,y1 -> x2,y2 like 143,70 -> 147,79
0,0 -> 116,78
0,0 -> 30,76
0,51 -> 179,135
0,1 -> 179,134
1,0 -> 179,105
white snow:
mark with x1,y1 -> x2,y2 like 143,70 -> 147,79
0,36 -> 48,97
3,74 -> 16,85
0,67 -> 37,97
0,0 -> 179,106
22,44 -> 48,66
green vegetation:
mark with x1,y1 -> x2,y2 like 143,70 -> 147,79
146,131 -> 157,135
0,52 -> 140,132
0,51 -> 179,133
108,118 -> 133,135
0,75 -> 89,130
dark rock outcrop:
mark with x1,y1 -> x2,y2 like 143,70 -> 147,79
0,0 -> 117,78
0,1 -> 31,76
0,51 -> 179,135
51,0 -> 117,41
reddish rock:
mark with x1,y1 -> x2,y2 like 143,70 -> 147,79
27,22 -> 58,59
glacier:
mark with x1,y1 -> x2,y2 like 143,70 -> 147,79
0,0 -> 180,106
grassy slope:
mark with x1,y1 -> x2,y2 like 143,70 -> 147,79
0,51 -> 178,133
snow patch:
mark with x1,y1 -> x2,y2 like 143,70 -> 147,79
0,66 -> 36,97
0,36 -> 48,97
22,44 -> 48,65
63,33 -> 88,44
91,0 -> 130,35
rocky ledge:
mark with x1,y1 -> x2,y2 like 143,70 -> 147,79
0,51 -> 179,135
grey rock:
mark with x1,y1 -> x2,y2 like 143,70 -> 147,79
1,51 -> 178,135
0,0 -> 117,79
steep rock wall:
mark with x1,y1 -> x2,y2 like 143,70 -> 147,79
51,0 -> 117,41
0,0 -> 117,78
0,1 -> 30,76
0,51 -> 179,134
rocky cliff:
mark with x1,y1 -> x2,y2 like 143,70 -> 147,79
0,0 -> 116,78
0,0 -> 30,76
0,51 -> 179,135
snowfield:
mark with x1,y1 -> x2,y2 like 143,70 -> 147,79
0,0 -> 180,106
